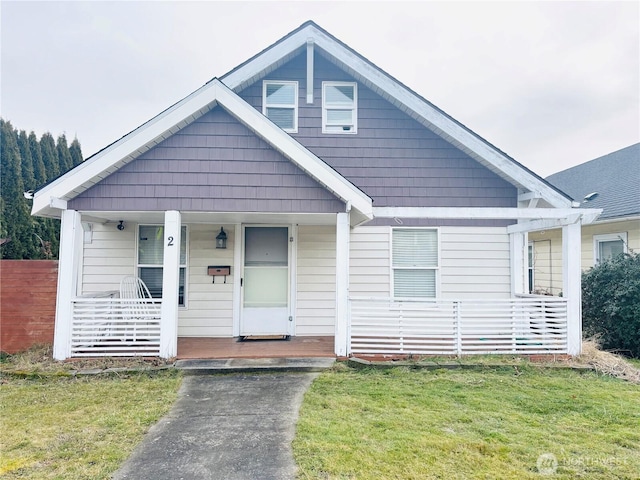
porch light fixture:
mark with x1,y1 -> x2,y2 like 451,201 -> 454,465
216,227 -> 227,249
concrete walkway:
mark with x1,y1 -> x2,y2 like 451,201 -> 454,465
113,372 -> 319,480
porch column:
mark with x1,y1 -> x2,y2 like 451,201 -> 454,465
53,209 -> 83,360
160,210 -> 181,358
563,221 -> 582,356
335,212 -> 350,356
509,231 -> 527,295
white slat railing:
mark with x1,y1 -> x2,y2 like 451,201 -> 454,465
349,296 -> 568,356
71,296 -> 162,357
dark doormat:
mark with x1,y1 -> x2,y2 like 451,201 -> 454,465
237,335 -> 291,342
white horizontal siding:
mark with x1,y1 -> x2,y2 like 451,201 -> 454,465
178,224 -> 236,337
296,225 -> 336,336
349,226 -> 390,296
81,224 -> 136,295
440,226 -> 511,298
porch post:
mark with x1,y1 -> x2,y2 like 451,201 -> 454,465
563,221 -> 582,355
335,212 -> 350,356
159,210 -> 181,358
509,231 -> 527,295
53,210 -> 83,360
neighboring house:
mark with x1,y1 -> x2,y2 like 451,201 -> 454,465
32,21 -> 600,360
529,144 -> 640,295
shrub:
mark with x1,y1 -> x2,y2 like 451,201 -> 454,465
582,251 -> 640,358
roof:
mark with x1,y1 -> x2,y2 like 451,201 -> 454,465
546,143 -> 640,221
33,20 -> 575,219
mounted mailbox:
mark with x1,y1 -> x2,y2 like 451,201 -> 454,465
208,265 -> 231,284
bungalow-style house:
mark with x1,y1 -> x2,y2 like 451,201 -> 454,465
32,21 -> 601,360
529,144 -> 639,295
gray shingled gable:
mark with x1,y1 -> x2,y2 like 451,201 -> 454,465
545,143 -> 639,220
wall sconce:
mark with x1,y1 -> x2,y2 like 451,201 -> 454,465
216,227 -> 227,249
117,221 -> 125,231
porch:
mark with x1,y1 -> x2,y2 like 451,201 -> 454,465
177,336 -> 335,359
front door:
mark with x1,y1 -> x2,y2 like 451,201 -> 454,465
241,226 -> 292,336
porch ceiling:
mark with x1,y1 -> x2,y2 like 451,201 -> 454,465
79,210 -> 339,226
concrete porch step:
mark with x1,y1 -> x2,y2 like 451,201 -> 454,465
174,357 -> 336,374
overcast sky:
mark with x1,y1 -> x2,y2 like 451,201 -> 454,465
2,1 -> 638,177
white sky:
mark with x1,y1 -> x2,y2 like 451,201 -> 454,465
1,1 -> 638,177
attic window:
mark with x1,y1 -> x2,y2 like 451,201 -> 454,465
263,81 -> 298,133
322,82 -> 357,134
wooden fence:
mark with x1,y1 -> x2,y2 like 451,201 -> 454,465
0,260 -> 58,353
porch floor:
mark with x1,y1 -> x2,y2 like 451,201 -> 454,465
177,336 -> 335,359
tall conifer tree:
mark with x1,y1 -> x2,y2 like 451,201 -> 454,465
40,132 -> 59,180
70,138 -> 83,168
29,131 -> 46,186
0,120 -> 31,258
56,134 -> 73,173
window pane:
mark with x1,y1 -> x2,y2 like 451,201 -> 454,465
326,109 -> 353,125
394,269 -> 436,298
179,227 -> 187,265
266,107 -> 294,129
138,226 -> 164,265
245,227 -> 288,266
139,267 -> 185,306
325,85 -> 354,105
393,229 -> 438,267
243,267 -> 288,307
599,240 -> 624,262
139,267 -> 163,298
266,83 -> 295,104
139,226 -> 186,265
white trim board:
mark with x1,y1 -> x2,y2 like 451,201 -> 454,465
374,207 -> 602,222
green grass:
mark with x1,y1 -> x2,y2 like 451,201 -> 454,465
0,371 -> 181,479
293,365 -> 640,479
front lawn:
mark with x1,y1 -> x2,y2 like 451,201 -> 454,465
294,365 -> 640,479
0,371 -> 181,479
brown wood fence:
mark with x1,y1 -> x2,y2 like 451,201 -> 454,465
1,260 -> 58,354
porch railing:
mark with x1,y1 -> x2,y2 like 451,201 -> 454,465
349,296 -> 568,356
70,295 -> 162,357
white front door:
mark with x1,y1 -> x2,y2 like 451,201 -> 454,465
240,226 -> 292,335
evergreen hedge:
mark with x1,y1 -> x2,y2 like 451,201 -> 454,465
582,251 -> 640,358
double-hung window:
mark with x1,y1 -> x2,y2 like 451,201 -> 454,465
593,233 -> 627,264
263,81 -> 298,132
392,228 -> 439,298
322,81 -> 357,133
138,225 -> 187,306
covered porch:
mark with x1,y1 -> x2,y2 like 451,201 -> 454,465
52,205 -> 598,360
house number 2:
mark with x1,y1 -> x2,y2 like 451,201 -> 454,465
167,236 -> 174,246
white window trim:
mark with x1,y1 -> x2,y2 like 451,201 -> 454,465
262,80 -> 298,133
593,232 -> 627,265
322,81 -> 357,134
137,224 -> 189,308
389,227 -> 440,299
528,242 -> 535,294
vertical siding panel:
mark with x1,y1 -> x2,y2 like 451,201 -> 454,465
296,225 -> 336,335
